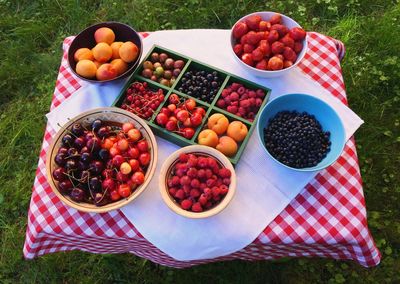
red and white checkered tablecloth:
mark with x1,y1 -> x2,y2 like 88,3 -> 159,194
23,31 -> 381,268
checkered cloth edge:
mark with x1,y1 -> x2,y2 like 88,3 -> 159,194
23,31 -> 380,268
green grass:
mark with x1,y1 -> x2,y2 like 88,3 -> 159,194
0,0 -> 399,283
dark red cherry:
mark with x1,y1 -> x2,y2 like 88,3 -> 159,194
53,167 -> 67,181
70,187 -> 85,202
54,153 -> 66,166
58,180 -> 73,193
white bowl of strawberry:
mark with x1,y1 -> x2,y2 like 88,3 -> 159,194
231,11 -> 308,78
159,145 -> 236,218
46,107 -> 157,213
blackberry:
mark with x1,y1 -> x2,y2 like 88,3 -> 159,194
179,69 -> 222,103
263,111 -> 331,168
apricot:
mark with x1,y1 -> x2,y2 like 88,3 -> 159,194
119,41 -> 139,63
74,48 -> 94,62
198,129 -> 219,148
76,59 -> 97,78
92,42 -> 113,63
93,60 -> 102,69
111,59 -> 128,75
94,27 -> 115,44
96,63 -> 118,81
110,41 -> 123,59
216,136 -> 238,157
207,113 -> 229,135
227,121 -> 248,142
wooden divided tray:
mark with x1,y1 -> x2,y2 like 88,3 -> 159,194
112,45 -> 271,164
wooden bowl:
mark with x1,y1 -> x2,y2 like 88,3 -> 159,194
68,22 -> 143,83
46,107 -> 157,213
159,145 -> 236,218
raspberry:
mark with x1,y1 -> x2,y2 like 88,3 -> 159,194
187,157 -> 198,167
223,178 -> 231,186
180,175 -> 191,186
187,167 -> 198,178
231,83 -> 241,91
192,202 -> 203,212
205,201 -> 213,209
181,199 -> 193,210
168,187 -> 177,196
206,178 -> 216,188
175,189 -> 185,199
179,153 -> 189,162
220,185 -> 229,195
199,182 -> 207,190
190,178 -> 200,188
197,169 -> 206,179
197,157 -> 208,168
199,194 -> 208,206
171,175 -> 181,185
203,187 -> 212,199
190,189 -> 201,198
212,186 -> 221,197
218,168 -> 231,178
207,157 -> 218,168
205,169 -> 213,179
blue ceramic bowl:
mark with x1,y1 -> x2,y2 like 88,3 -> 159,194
256,93 -> 346,171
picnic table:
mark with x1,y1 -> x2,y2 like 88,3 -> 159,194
23,30 -> 381,268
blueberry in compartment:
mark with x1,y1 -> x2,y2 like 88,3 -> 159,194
179,70 -> 222,103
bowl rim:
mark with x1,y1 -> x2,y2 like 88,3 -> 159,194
256,93 -> 346,172
230,11 -> 308,75
159,145 -> 236,219
67,21 -> 143,83
46,107 -> 158,213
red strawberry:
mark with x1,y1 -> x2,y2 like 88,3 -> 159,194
252,48 -> 264,61
267,30 -> 279,43
259,20 -> 271,31
243,43 -> 255,53
271,41 -> 285,54
270,24 -> 289,37
233,44 -> 243,56
270,13 -> 282,25
256,59 -> 268,70
245,15 -> 262,30
290,27 -> 306,41
241,53 -> 254,66
233,21 -> 248,39
280,34 -> 295,49
283,47 -> 297,62
294,41 -> 303,54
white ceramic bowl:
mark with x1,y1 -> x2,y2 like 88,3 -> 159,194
230,11 -> 308,78
159,145 -> 236,219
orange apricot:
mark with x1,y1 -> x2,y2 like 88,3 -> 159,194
74,48 -> 94,62
76,59 -> 97,78
119,41 -> 139,63
94,27 -> 115,44
111,59 -> 128,75
110,41 -> 123,59
216,136 -> 238,157
92,43 -> 113,63
96,63 -> 118,81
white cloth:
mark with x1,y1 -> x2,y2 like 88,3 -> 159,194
46,29 -> 363,261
